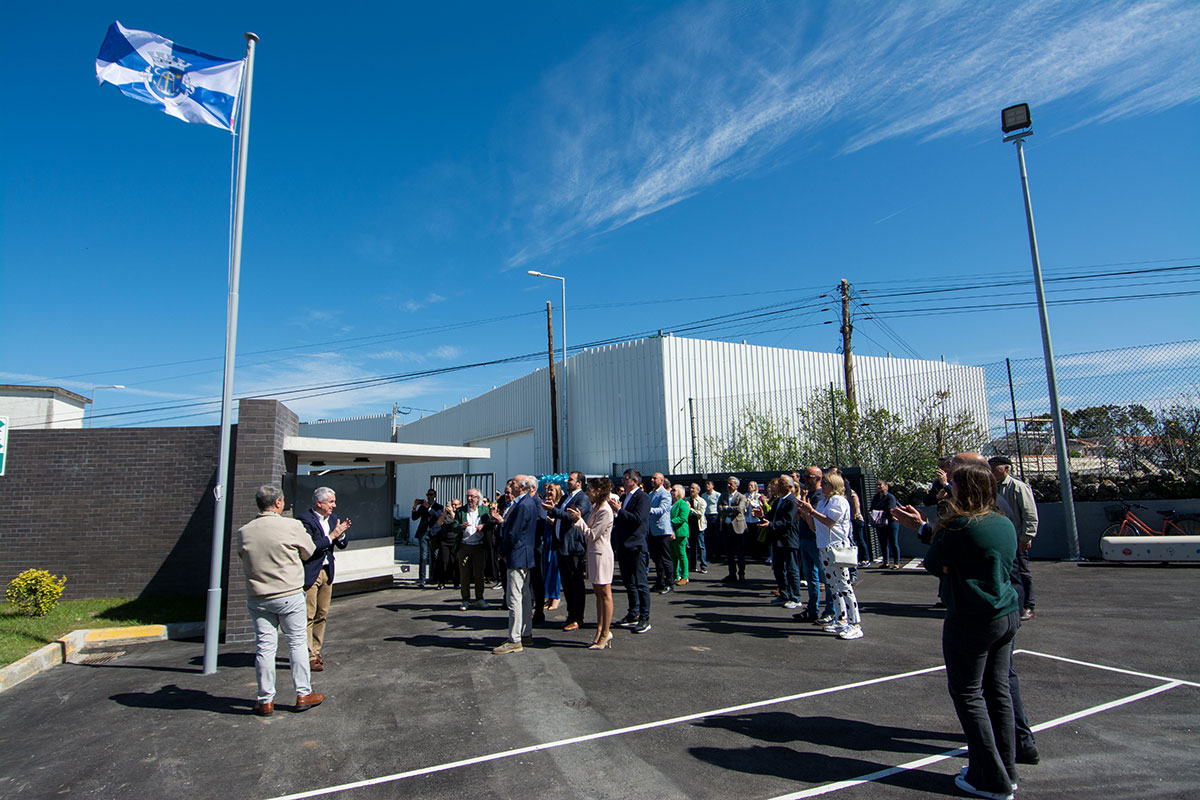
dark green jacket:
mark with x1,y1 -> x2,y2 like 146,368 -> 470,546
923,512 -> 1019,621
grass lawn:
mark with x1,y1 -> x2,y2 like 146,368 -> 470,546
0,596 -> 204,668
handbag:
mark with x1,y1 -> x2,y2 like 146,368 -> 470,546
869,509 -> 886,526
827,544 -> 859,567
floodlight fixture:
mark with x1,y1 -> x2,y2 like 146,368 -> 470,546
1002,103 -> 1031,134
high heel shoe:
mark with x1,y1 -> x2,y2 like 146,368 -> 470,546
587,632 -> 613,650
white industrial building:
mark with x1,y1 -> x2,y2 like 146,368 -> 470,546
300,336 -> 989,507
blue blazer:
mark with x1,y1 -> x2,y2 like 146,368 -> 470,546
499,493 -> 545,570
296,508 -> 350,588
766,493 -> 801,549
549,489 -> 593,556
612,489 -> 650,553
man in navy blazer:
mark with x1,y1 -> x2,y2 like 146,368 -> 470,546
766,475 -> 803,608
296,487 -> 350,672
493,474 -> 546,654
609,468 -> 652,634
544,470 -> 593,631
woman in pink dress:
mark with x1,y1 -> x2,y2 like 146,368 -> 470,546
567,477 -> 615,650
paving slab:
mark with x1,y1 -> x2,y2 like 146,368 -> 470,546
0,560 -> 1196,799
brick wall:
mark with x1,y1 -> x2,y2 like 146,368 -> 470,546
0,426 -> 221,598
223,399 -> 299,642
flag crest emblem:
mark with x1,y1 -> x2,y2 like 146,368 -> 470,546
96,21 -> 244,131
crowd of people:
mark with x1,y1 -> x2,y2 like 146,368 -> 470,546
235,454 -> 1041,800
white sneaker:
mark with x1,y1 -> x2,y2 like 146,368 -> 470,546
783,601 -> 800,609
838,624 -> 864,640
822,621 -> 845,633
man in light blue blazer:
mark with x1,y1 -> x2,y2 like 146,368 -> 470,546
648,472 -> 675,594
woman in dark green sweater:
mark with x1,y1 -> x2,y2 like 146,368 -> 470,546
923,462 -> 1020,800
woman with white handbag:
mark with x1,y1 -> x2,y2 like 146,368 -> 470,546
797,472 -> 863,640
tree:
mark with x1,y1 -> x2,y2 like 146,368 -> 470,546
705,388 -> 987,483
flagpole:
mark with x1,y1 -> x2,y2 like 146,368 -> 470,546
203,31 -> 258,676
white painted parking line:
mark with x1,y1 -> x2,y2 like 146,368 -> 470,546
263,651 -> 1197,800
260,664 -> 948,800
1016,648 -> 1200,689
767,679 -> 1187,798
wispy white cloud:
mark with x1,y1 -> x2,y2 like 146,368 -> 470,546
363,345 -> 463,362
236,352 -> 440,422
402,292 -> 449,312
507,0 -> 1200,266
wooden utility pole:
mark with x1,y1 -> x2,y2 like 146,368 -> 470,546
546,301 -> 560,473
840,279 -> 857,412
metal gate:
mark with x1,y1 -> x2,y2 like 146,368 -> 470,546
429,473 -> 496,506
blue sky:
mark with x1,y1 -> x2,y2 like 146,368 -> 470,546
2,1 -> 1198,428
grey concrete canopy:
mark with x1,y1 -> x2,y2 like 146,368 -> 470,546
283,435 -> 489,466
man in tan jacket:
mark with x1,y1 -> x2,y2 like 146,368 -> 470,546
236,485 -> 326,716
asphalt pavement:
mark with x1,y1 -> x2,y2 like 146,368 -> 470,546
1,559 -> 1197,799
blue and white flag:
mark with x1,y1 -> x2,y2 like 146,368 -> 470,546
96,21 -> 244,131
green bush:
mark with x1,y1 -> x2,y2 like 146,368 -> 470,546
5,569 -> 67,617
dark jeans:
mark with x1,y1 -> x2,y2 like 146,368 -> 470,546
775,546 -> 802,603
726,531 -> 746,579
558,552 -> 587,624
878,521 -> 901,565
799,538 -> 833,616
1016,547 -> 1034,609
650,535 -> 674,590
417,536 -> 431,581
710,521 -> 727,561
852,518 -> 872,562
617,547 -> 650,622
689,519 -> 708,570
943,611 -> 1020,795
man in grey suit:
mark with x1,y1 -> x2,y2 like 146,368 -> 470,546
718,476 -> 749,583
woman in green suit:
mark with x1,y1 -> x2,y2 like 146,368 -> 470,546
669,484 -> 691,586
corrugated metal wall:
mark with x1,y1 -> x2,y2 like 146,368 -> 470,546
661,336 -> 989,471
297,413 -> 392,442
301,336 -> 987,505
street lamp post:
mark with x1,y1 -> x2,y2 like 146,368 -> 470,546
1001,103 -> 1081,561
87,384 -> 125,427
527,270 -> 568,467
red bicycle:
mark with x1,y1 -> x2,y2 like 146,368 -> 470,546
1101,499 -> 1200,538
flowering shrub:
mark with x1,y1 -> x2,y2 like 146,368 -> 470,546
5,569 -> 67,617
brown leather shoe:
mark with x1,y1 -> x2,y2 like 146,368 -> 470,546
253,700 -> 274,717
295,692 -> 325,711
310,654 -> 324,672
562,621 -> 580,631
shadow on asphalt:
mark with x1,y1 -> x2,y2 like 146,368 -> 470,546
856,601 -> 947,620
692,712 -> 961,753
680,612 -> 797,638
110,684 -> 254,715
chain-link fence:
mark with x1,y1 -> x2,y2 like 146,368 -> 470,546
690,362 -> 990,482
687,340 -> 1200,487
982,339 -> 1200,478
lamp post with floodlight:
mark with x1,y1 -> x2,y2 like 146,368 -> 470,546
1001,103 -> 1080,560
527,270 -> 568,467
87,385 -> 125,428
